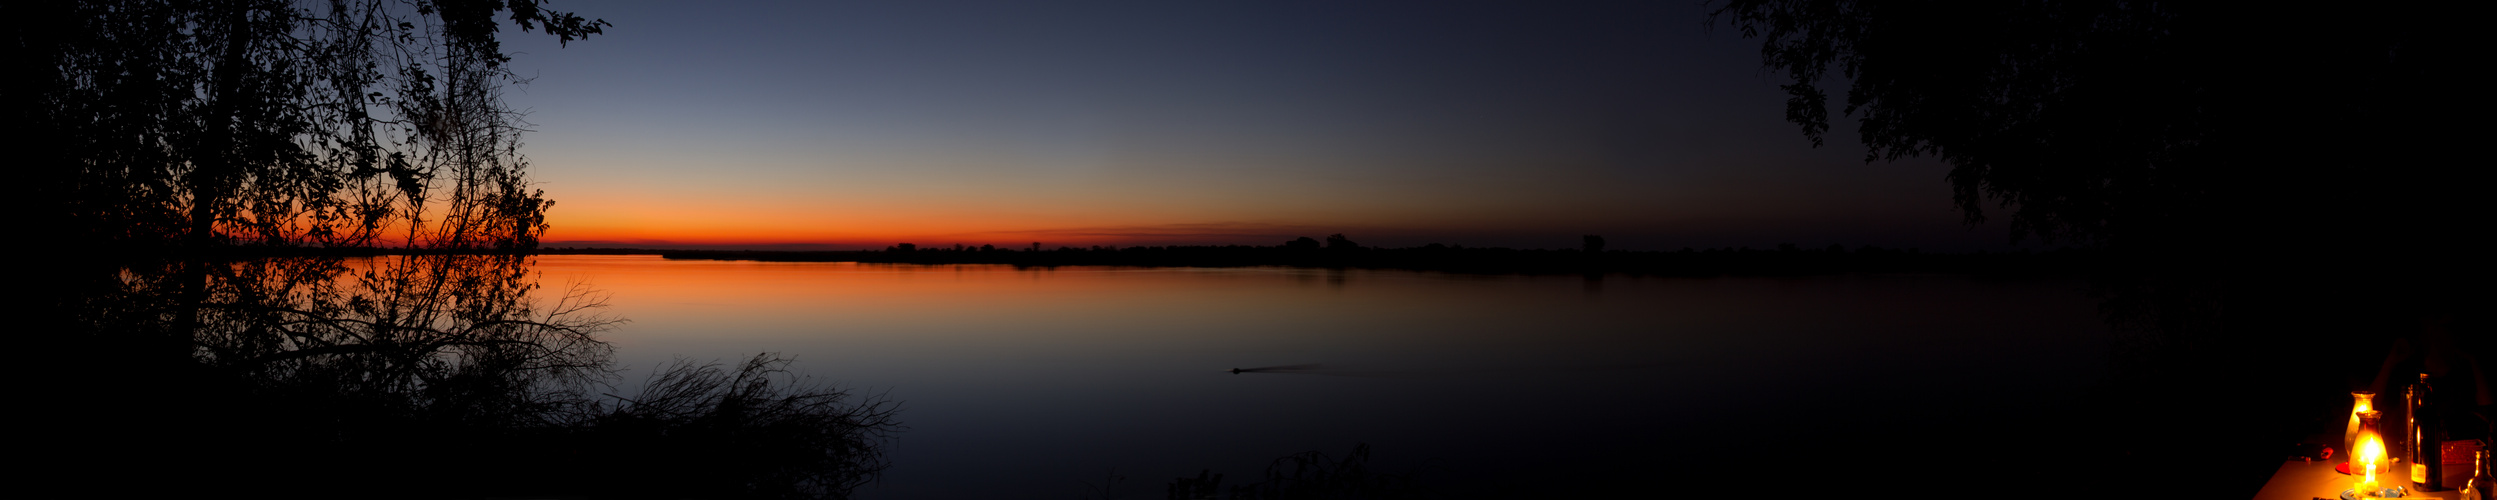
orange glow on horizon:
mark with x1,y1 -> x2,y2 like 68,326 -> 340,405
536,184 -> 1364,248
527,164 -> 1713,249
539,199 -> 1515,249
546,225 -> 1295,249
543,213 -> 1347,248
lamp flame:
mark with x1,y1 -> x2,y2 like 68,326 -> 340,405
2357,410 -> 2388,493
2361,432 -> 2383,485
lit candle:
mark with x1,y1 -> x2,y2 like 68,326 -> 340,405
2358,410 -> 2388,495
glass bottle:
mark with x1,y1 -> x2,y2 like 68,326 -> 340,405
2410,373 -> 2442,490
2463,448 -> 2487,500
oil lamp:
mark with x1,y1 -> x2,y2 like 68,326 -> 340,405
2350,391 -> 2376,471
2349,410 -> 2406,499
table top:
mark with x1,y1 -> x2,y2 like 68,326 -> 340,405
2254,460 -> 2464,500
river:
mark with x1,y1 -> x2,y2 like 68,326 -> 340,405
525,255 -> 2109,498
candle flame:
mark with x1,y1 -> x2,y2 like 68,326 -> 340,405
2359,431 -> 2385,489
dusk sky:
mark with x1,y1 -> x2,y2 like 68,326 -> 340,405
500,0 -> 2014,251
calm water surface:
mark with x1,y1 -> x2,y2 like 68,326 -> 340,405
530,255 -> 2110,498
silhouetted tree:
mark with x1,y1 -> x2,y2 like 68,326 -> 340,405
1712,2 -> 2488,497
1285,237 -> 1321,250
1580,235 -> 1605,253
1711,1 -> 2477,255
1324,234 -> 1358,250
17,0 -> 605,253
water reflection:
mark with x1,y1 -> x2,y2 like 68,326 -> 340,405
38,254 -> 898,499
534,256 -> 2113,499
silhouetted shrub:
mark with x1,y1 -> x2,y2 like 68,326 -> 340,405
583,354 -> 901,499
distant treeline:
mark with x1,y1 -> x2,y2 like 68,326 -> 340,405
142,238 -> 2092,276
652,238 -> 2094,276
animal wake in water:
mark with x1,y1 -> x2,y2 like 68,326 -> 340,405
1228,364 -> 1324,374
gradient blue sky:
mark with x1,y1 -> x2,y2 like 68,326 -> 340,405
498,0 -> 2015,250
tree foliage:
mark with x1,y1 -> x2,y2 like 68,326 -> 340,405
1711,0 -> 2480,252
13,0 -> 606,252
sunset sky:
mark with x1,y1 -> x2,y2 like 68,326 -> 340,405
499,0 -> 2014,251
